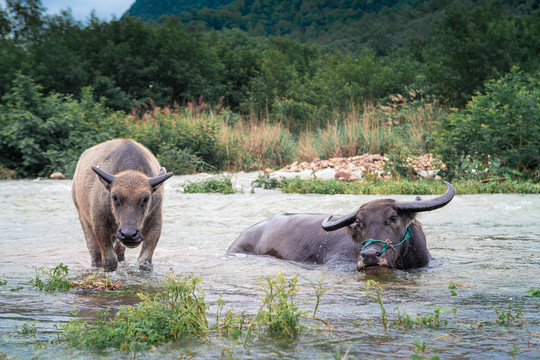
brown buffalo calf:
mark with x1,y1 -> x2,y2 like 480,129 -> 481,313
72,139 -> 173,271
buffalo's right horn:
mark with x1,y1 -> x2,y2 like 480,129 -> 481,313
396,181 -> 455,212
322,211 -> 357,232
92,166 -> 116,184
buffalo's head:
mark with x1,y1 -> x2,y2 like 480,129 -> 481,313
92,166 -> 173,248
321,181 -> 454,273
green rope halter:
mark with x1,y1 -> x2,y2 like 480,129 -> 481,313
360,225 -> 412,256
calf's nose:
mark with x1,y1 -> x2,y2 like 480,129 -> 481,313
117,226 -> 141,242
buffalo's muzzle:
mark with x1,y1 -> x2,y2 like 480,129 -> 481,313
117,226 -> 143,247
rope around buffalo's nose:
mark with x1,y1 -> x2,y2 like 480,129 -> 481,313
360,225 -> 412,257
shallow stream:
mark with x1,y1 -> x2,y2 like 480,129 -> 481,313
0,173 -> 538,359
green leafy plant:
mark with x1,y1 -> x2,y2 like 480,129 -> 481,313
183,176 -> 236,194
411,340 -> 440,360
57,272 -> 208,351
29,263 -> 75,292
365,280 -> 387,331
214,297 -> 250,339
494,300 -> 525,326
244,271 -> 306,345
527,287 -> 540,297
19,321 -> 38,335
251,172 -> 282,190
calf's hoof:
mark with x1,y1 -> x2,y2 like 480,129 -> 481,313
138,260 -> 153,271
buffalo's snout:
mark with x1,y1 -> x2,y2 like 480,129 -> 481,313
117,226 -> 143,247
360,247 -> 381,267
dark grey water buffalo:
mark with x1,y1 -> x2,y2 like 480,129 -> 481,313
227,182 -> 455,273
72,139 -> 173,271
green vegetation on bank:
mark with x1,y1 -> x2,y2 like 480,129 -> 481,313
0,1 -> 539,186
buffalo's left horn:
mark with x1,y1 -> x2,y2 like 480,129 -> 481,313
148,171 -> 174,188
396,181 -> 455,212
92,166 -> 116,184
322,211 -> 357,232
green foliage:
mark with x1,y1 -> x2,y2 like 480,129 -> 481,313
424,4 -> 540,106
129,106 -> 225,173
251,172 -> 282,190
527,287 -> 540,297
0,73 -> 126,178
183,176 -> 236,194
395,306 -> 450,329
57,273 -> 208,351
29,263 -> 75,292
0,274 -> 6,286
411,340 -> 440,360
435,69 -> 540,180
280,178 -> 540,195
214,297 -> 250,339
19,321 -> 38,336
365,280 -> 388,330
494,302 -> 525,326
245,271 -> 305,344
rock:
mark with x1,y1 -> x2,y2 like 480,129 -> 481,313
50,172 -> 66,179
335,171 -> 359,182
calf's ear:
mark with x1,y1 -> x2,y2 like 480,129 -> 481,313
92,166 -> 116,190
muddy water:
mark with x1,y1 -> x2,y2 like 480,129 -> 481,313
0,174 -> 538,359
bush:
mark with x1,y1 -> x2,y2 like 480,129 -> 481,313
0,74 -> 127,178
435,68 -> 540,180
183,176 -> 236,194
128,106 -> 226,172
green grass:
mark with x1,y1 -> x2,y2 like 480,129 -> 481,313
57,273 -> 208,351
183,176 -> 236,194
278,177 -> 540,195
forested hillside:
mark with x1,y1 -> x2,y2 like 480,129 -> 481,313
125,0 -> 236,22
126,0 -> 539,54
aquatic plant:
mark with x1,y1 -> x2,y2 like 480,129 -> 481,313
19,321 -> 38,335
365,280 -> 388,330
57,272 -> 208,351
29,263 -> 75,292
183,176 -> 236,194
214,296 -> 251,339
494,300 -> 524,326
527,287 -> 540,297
244,271 -> 306,345
411,340 -> 440,360
394,306 -> 451,329
0,274 -> 6,286
251,172 -> 282,190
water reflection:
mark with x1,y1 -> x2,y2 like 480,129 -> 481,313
0,175 -> 539,359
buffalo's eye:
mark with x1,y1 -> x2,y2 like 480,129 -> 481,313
140,196 -> 150,207
355,221 -> 364,230
389,215 -> 398,223
111,194 -> 121,207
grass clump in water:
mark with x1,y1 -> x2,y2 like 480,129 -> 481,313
244,271 -> 305,345
30,263 -> 75,292
30,264 -> 121,292
57,272 -> 208,351
183,176 -> 236,194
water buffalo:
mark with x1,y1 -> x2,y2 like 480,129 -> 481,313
72,139 -> 173,271
227,182 -> 454,274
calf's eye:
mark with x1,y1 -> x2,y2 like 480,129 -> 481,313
140,196 -> 150,207
389,215 -> 398,223
111,195 -> 121,207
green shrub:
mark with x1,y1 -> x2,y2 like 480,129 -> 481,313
128,106 -> 226,172
0,74 -> 127,178
57,273 -> 208,351
183,176 -> 236,194
29,263 -> 75,292
435,68 -> 540,180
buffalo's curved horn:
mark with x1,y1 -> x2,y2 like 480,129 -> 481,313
396,181 -> 455,212
148,171 -> 173,188
321,211 -> 357,232
92,166 -> 116,184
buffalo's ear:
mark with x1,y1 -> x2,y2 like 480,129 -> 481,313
92,166 -> 116,190
148,170 -> 173,192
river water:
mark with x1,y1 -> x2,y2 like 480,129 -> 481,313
0,173 -> 538,359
